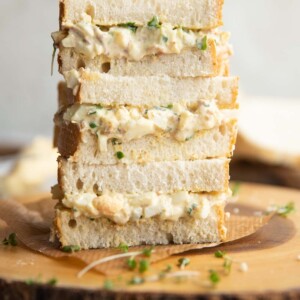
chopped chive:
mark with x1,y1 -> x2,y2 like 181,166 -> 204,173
162,35 -> 168,43
103,279 -> 114,290
2,233 -> 17,246
196,35 -> 208,51
142,246 -> 154,257
177,257 -> 190,269
223,258 -> 232,274
96,104 -> 103,109
118,22 -> 138,33
139,259 -> 150,273
215,250 -> 226,258
89,122 -> 97,129
47,278 -> 58,286
118,242 -> 129,253
209,270 -> 220,285
127,258 -> 137,270
277,202 -> 295,217
61,245 -> 81,253
147,16 -> 161,29
187,203 -> 197,216
88,111 -> 97,115
116,151 -> 125,159
232,182 -> 241,196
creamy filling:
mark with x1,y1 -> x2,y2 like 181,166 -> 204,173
52,15 -> 230,61
63,190 -> 229,225
63,102 -> 224,151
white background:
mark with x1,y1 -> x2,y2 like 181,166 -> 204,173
0,0 -> 299,146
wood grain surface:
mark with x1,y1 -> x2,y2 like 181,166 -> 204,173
0,182 -> 300,300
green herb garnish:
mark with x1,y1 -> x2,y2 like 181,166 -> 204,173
139,259 -> 150,273
116,151 -> 125,159
118,242 -> 129,253
88,111 -> 97,115
215,250 -> 226,258
47,278 -> 58,286
2,233 -> 17,246
103,279 -> 114,290
187,204 -> 197,216
118,22 -> 138,33
96,104 -> 103,109
127,258 -> 137,270
61,245 -> 81,253
209,270 -> 220,286
162,35 -> 168,43
232,181 -> 241,197
89,122 -> 97,129
147,16 -> 161,29
128,276 -> 144,285
177,257 -> 190,269
277,202 -> 295,217
196,36 -> 207,51
142,246 -> 154,257
223,258 -> 232,274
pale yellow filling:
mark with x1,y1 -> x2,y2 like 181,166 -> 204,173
63,102 -> 224,151
52,15 -> 230,61
63,190 -> 229,225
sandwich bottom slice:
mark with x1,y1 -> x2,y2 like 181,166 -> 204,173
52,190 -> 229,249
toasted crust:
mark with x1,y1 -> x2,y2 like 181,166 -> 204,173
54,202 -> 226,249
56,119 -> 238,164
59,0 -> 224,30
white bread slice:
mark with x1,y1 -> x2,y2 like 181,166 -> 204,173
54,203 -> 226,249
59,45 -> 228,78
57,120 -> 237,165
64,71 -> 239,109
58,158 -> 230,194
235,96 -> 300,168
59,0 -> 224,30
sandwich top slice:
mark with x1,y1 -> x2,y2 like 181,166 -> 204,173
59,0 -> 224,30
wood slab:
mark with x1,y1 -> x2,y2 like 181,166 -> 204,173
0,182 -> 300,299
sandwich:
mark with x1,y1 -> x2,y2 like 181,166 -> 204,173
51,0 -> 239,249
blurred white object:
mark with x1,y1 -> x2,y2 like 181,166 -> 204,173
236,96 -> 300,168
0,137 -> 58,198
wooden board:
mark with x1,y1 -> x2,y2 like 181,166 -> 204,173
0,182 -> 300,299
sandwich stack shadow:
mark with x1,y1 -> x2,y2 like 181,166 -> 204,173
51,0 -> 239,249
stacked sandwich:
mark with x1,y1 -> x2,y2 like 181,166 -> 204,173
52,0 -> 239,249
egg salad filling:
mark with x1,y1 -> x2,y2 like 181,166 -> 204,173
52,14 -> 230,61
63,190 -> 229,225
63,102 -> 224,151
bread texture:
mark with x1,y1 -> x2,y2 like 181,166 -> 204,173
59,44 -> 228,78
58,157 -> 230,194
64,71 -> 239,108
57,120 -> 237,165
54,203 -> 226,249
60,0 -> 224,30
